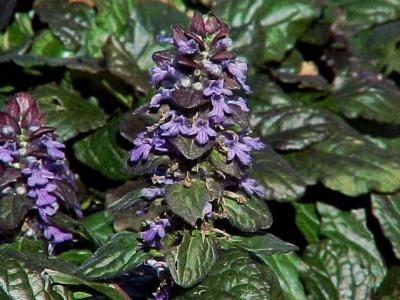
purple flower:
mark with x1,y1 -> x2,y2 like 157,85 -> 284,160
224,137 -> 251,165
40,136 -> 65,159
142,187 -> 165,200
240,177 -> 266,198
141,218 -> 171,247
176,39 -> 199,54
203,202 -> 213,218
0,142 -> 16,163
227,60 -> 251,93
150,65 -> 177,86
44,225 -> 73,244
215,37 -> 232,50
22,165 -> 55,187
160,115 -> 190,137
29,183 -> 57,206
153,287 -> 170,300
129,133 -> 166,162
202,60 -> 222,76
242,136 -> 265,150
203,80 -> 233,97
186,119 -> 216,145
228,97 -> 250,112
157,34 -> 173,44
150,88 -> 172,108
208,96 -> 232,122
38,202 -> 59,222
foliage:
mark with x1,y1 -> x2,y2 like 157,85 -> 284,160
0,0 -> 400,299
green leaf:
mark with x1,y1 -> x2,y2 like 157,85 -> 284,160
125,153 -> 170,176
74,116 -> 129,180
371,192 -> 400,259
57,249 -> 92,266
293,203 -> 320,243
30,29 -> 73,57
214,0 -> 320,63
286,116 -> 400,196
302,203 -> 386,299
249,148 -> 306,202
254,106 -> 333,150
45,269 -> 128,300
374,266 -> 400,300
75,232 -> 152,280
262,253 -> 308,300
81,211 -> 114,245
165,231 -> 219,288
317,78 -> 400,125
222,194 -> 273,232
210,149 -> 244,179
0,194 -> 33,231
0,12 -> 33,52
106,189 -> 143,215
179,250 -> 283,300
32,84 -> 107,140
171,135 -> 213,160
220,234 -> 298,257
165,179 -> 211,226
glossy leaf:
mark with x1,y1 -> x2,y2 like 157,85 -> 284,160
294,203 -> 320,243
165,231 -> 219,288
0,194 -> 33,231
222,194 -> 273,232
165,179 -> 211,226
32,84 -> 107,140
171,135 -> 213,160
210,149 -> 244,179
371,192 -> 400,259
81,211 -> 114,245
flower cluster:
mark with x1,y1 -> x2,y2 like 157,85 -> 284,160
128,12 -> 266,245
0,93 -> 80,246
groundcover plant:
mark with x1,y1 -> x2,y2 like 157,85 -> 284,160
2,0 -> 400,299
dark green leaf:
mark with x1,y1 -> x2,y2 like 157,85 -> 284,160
57,249 -> 92,266
75,232 -> 153,280
171,135 -> 213,160
0,194 -> 33,231
179,250 -> 283,300
0,12 -> 33,52
262,253 -> 308,300
165,231 -> 219,288
220,234 -> 298,257
165,179 -> 211,226
106,189 -> 143,215
125,153 -> 170,176
81,211 -> 114,245
293,203 -> 320,243
210,149 -> 244,179
74,116 -> 129,180
32,84 -> 107,140
223,194 -> 272,232
249,148 -> 306,202
374,266 -> 400,300
286,117 -> 400,196
371,192 -> 400,259
254,106 -> 333,150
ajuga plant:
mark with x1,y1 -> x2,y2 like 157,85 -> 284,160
0,92 -> 80,249
122,13 -> 296,299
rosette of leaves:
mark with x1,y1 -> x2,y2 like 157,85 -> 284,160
0,92 -> 80,247
112,13 -> 297,299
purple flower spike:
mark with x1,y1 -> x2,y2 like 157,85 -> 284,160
242,136 -> 265,150
160,115 -> 190,137
203,80 -> 233,97
186,119 -> 216,145
225,137 -> 251,165
23,167 -> 54,187
41,136 -> 65,159
227,60 -> 251,93
208,95 -> 232,121
240,177 -> 266,198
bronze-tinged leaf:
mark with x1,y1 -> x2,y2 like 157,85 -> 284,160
0,112 -> 20,134
184,31 -> 204,50
171,88 -> 209,109
171,135 -> 213,160
210,51 -> 236,62
172,25 -> 186,43
205,14 -> 220,34
29,127 -> 55,141
176,55 -> 200,69
152,50 -> 175,66
0,167 -> 20,188
188,11 -> 206,36
222,73 -> 241,90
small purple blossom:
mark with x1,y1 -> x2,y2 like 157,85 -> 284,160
40,136 -> 65,159
0,142 -> 16,163
150,65 -> 177,86
141,218 -> 171,247
150,88 -> 172,108
242,136 -> 265,150
227,60 -> 251,93
208,95 -> 232,122
186,119 -> 216,145
142,187 -> 165,200
203,202 -> 213,218
202,60 -> 222,76
157,34 -> 173,44
215,37 -> 232,50
240,177 -> 266,198
153,287 -> 170,300
44,226 -> 73,244
176,39 -> 199,54
129,133 -> 166,162
22,164 -> 55,187
203,80 -> 233,97
160,115 -> 190,137
228,97 -> 250,112
225,137 -> 251,165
